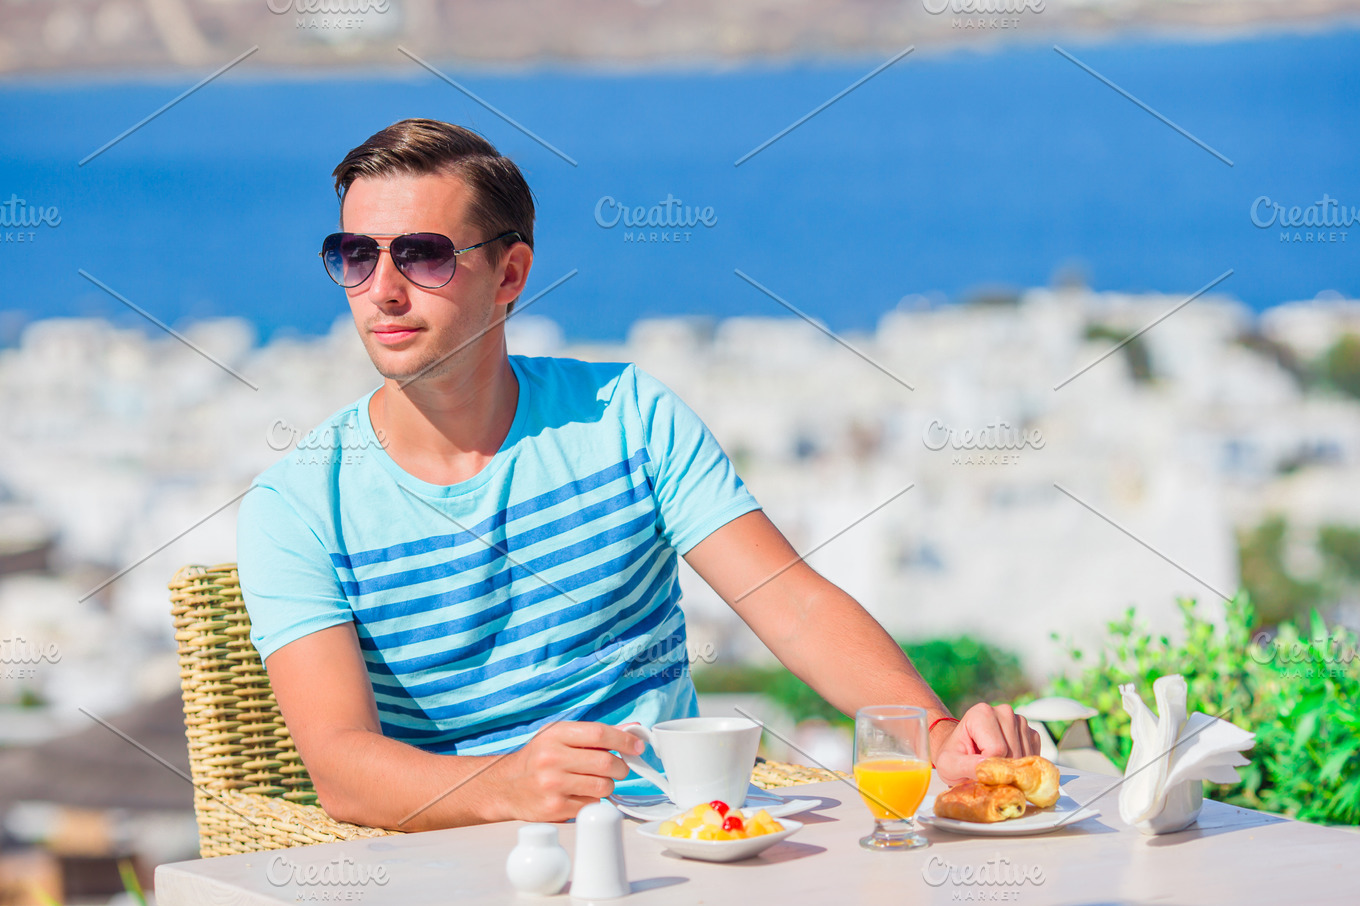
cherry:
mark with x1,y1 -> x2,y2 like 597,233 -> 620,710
722,815 -> 744,833
708,800 -> 730,817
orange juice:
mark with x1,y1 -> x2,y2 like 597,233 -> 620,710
854,759 -> 931,821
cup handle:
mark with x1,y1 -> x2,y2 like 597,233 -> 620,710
616,724 -> 669,796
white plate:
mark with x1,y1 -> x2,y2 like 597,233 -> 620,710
635,817 -> 803,863
916,787 -> 1101,837
610,784 -> 822,822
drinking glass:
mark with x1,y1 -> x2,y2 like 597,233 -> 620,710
853,705 -> 931,851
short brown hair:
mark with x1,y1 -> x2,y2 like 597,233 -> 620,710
332,119 -> 534,306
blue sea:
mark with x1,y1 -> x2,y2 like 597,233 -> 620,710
2,28 -> 1358,342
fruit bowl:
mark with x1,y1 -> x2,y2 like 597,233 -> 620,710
635,817 -> 803,863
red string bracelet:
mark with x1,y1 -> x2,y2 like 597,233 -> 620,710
929,716 -> 960,734
928,716 -> 959,769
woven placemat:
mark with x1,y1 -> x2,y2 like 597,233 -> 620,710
752,760 -> 851,789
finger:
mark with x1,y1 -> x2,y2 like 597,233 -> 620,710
1025,725 -> 1042,756
553,721 -> 645,755
992,704 -> 1024,756
960,703 -> 1008,756
935,751 -> 987,786
562,794 -> 604,818
559,770 -> 617,801
560,748 -> 631,782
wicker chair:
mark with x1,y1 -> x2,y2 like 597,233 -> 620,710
170,563 -> 846,857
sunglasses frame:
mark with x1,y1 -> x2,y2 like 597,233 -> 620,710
319,230 -> 523,289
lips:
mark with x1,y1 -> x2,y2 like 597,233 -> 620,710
371,325 -> 423,346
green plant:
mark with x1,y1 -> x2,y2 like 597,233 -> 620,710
691,635 -> 1030,726
899,636 -> 1031,717
1320,332 -> 1360,400
1044,593 -> 1360,825
1319,524 -> 1360,581
1236,515 -> 1325,626
1084,323 -> 1153,383
119,858 -> 149,906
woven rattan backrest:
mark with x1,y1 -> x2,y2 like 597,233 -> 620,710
169,563 -> 317,806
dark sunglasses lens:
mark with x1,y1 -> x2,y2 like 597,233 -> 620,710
322,233 -> 380,287
391,233 -> 458,287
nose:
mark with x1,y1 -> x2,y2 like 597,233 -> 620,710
359,246 -> 410,307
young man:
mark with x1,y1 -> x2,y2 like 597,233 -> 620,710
237,119 -> 1039,831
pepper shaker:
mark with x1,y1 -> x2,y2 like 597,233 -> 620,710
506,823 -> 571,896
570,800 -> 630,899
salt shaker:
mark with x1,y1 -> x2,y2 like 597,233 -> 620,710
506,823 -> 571,896
570,800 -> 630,899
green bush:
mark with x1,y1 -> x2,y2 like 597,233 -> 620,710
1321,332 -> 1360,400
1319,524 -> 1360,581
1044,594 -> 1360,825
899,636 -> 1031,718
1084,323 -> 1153,383
1236,515 -> 1324,626
691,635 -> 1030,727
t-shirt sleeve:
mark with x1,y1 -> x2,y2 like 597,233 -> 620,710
236,484 -> 354,663
630,365 -> 762,554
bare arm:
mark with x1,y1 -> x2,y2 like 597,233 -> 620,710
684,510 -> 1039,783
263,622 -> 643,830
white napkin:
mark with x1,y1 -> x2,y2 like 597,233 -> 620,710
1117,674 -> 1255,835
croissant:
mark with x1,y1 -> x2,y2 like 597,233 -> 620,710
933,780 -> 1028,823
976,755 -> 1060,809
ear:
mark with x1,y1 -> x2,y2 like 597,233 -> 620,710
494,241 -> 533,308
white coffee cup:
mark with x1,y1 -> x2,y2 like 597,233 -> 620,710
618,717 -> 762,810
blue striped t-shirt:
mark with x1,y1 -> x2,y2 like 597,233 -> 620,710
236,355 -> 760,757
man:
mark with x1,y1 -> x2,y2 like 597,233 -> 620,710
237,118 -> 1038,832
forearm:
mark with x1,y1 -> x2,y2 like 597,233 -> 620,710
686,512 -> 959,757
757,578 -> 951,731
307,727 -> 509,831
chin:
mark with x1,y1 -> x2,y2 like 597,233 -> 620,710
370,347 -> 456,384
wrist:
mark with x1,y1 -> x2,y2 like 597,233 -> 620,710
928,714 -> 959,734
927,715 -> 959,764
467,754 -> 513,824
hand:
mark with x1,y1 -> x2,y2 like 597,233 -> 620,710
932,703 -> 1042,786
484,721 -> 644,822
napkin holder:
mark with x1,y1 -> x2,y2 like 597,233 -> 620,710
1118,674 -> 1254,835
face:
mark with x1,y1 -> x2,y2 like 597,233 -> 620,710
338,171 -> 527,383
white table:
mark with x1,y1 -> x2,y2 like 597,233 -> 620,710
155,769 -> 1356,905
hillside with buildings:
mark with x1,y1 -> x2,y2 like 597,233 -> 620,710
3,287 -> 1359,737
3,0 -> 1359,74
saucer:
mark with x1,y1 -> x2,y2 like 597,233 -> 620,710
609,783 -> 823,822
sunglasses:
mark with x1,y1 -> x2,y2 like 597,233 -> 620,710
320,230 -> 522,289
